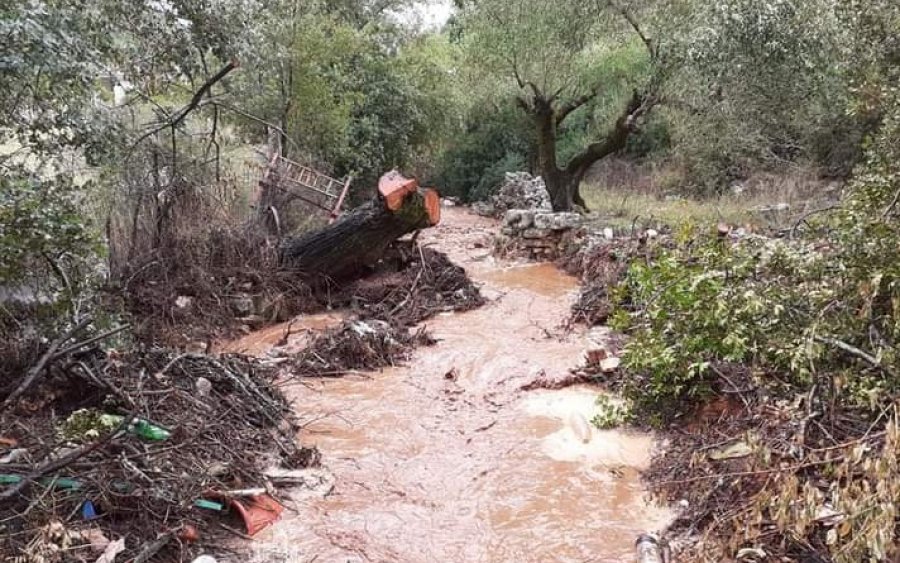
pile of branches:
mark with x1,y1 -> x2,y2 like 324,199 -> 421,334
118,227 -> 484,353
115,223 -> 317,347
291,245 -> 484,378
645,375 -> 897,562
0,318 -> 304,562
342,246 -> 485,326
291,321 -> 436,377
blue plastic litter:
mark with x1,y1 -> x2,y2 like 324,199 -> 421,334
82,500 -> 98,520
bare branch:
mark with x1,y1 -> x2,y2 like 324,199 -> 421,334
564,89 -> 657,176
814,336 -> 896,378
555,86 -> 602,125
607,0 -> 655,58
1,318 -> 92,411
201,100 -> 304,155
507,55 -> 526,89
127,60 -> 239,158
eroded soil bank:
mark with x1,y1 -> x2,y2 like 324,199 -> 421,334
231,208 -> 671,562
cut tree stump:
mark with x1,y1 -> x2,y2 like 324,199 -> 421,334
279,171 -> 440,282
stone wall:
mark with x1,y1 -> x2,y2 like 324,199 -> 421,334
494,209 -> 587,261
473,172 -> 552,217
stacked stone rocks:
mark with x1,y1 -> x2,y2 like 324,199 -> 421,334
497,209 -> 584,260
472,172 -> 552,217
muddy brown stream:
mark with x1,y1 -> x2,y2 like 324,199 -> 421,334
229,208 -> 670,562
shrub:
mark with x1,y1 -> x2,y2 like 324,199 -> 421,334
430,105 -> 531,202
611,90 -> 900,563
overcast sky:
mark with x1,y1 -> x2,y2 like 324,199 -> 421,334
399,1 -> 454,30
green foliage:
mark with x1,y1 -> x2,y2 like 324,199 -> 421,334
590,394 -> 633,429
660,0 -> 859,192
234,6 -> 458,190
616,231 -> 836,415
460,0 -> 606,98
614,15 -> 900,422
0,170 -> 98,286
431,105 -> 532,201
328,35 -> 439,188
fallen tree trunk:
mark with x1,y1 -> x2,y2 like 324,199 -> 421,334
279,171 -> 440,282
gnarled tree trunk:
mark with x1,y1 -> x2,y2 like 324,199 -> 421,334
279,172 -> 439,282
527,90 -> 652,212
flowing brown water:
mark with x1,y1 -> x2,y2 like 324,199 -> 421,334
235,208 -> 670,562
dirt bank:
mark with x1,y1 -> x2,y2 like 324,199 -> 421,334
232,208 -> 671,562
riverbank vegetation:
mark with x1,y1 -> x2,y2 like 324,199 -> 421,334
2,0 -> 899,560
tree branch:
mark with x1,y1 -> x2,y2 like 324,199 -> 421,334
202,100 -> 303,155
555,86 -> 601,125
508,55 -> 526,89
814,336 -> 896,378
1,318 -> 92,411
607,0 -> 655,58
515,95 -> 532,112
564,89 -> 654,176
170,60 -> 239,129
127,60 -> 239,157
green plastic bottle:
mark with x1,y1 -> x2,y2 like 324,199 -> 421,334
129,419 -> 171,441
101,414 -> 170,441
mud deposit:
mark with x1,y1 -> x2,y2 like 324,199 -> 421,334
235,209 -> 670,562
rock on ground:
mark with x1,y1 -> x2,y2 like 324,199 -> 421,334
474,172 -> 552,217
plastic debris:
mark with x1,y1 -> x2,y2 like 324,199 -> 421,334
736,547 -> 767,561
82,500 -> 98,520
100,414 -> 171,441
568,412 -> 593,444
0,474 -> 84,490
0,448 -> 28,464
179,524 -> 200,543
196,377 -> 212,397
81,500 -> 97,519
708,441 -> 753,461
94,538 -> 126,563
193,499 -> 224,511
219,492 -> 285,536
636,534 -> 666,563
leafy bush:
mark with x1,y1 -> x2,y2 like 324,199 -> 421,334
612,82 -> 900,563
469,151 -> 527,202
430,105 -> 531,201
613,230 -> 834,415
590,394 -> 633,429
0,169 -> 99,292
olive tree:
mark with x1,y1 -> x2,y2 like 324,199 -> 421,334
460,0 -> 661,211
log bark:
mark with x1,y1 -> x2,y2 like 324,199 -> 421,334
278,172 -> 439,282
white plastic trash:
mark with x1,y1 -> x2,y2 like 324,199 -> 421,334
635,534 -> 665,563
196,377 -> 212,397
568,412 -> 592,444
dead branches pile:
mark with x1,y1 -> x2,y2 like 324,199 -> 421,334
645,385 -> 896,562
117,224 -> 316,347
289,245 -> 483,378
292,321 -> 436,377
344,246 -> 485,326
0,319 -> 302,562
